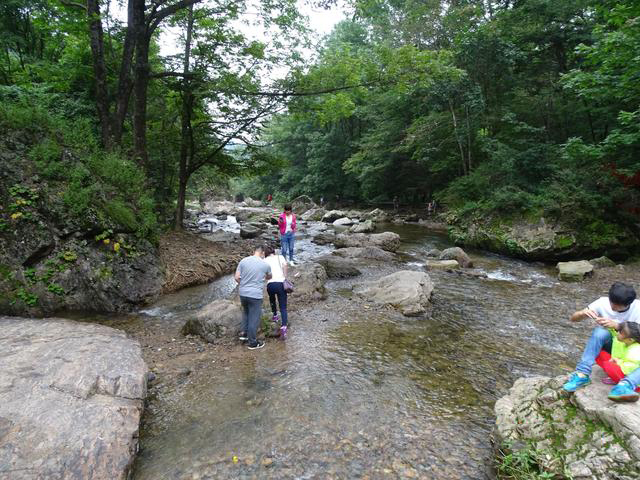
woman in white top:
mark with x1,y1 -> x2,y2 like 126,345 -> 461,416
264,245 -> 289,339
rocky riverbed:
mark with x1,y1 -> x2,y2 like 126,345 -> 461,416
4,200 -> 640,479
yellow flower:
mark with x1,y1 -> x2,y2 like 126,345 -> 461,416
113,242 -> 121,252
11,212 -> 23,220
103,238 -> 110,244
232,456 -> 239,464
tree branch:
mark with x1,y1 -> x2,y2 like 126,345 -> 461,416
59,0 -> 86,11
149,0 -> 203,32
215,81 -> 384,98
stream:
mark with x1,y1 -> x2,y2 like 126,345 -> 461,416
103,220 -> 607,479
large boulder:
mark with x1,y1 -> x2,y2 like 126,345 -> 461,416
349,219 -> 375,233
301,208 -> 326,221
288,262 -> 327,301
316,255 -> 362,279
243,197 -> 262,207
448,216 -> 639,262
439,247 -> 473,268
334,232 -> 401,252
322,210 -> 347,223
557,260 -> 594,281
355,270 -> 434,316
181,299 -> 242,342
362,208 -> 389,222
0,317 -> 147,480
239,225 -> 261,239
332,246 -> 395,261
291,195 -> 317,214
590,256 -> 616,269
312,232 -> 336,245
495,371 -> 640,480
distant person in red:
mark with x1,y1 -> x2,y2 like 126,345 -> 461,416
266,193 -> 272,204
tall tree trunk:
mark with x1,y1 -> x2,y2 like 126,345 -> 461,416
449,99 -> 467,176
87,0 -> 112,149
132,0 -> 150,167
175,5 -> 195,230
112,0 -> 136,145
465,105 -> 472,171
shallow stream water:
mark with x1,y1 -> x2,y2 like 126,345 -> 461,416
119,221 -> 609,479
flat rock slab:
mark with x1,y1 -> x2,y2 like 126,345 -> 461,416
0,316 -> 148,480
495,370 -> 640,479
557,260 -> 594,281
355,270 -> 433,316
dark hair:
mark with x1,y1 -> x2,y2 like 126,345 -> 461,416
609,282 -> 636,306
264,245 -> 275,257
254,245 -> 265,253
284,204 -> 292,212
619,322 -> 640,343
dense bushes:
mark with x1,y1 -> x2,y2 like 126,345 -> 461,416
0,86 -> 158,239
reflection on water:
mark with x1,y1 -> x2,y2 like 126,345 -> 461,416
130,222 -> 600,479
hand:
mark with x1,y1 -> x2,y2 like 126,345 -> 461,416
595,317 -> 618,329
583,308 -> 599,319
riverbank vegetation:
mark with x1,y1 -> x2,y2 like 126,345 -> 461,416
245,0 -> 640,238
1,0 -> 639,301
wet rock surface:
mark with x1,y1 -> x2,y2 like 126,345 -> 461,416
355,270 -> 434,316
557,260 -> 594,281
334,232 -> 401,252
316,255 -> 362,279
181,299 -> 242,342
0,316 -> 147,480
332,246 -> 395,261
439,246 -> 473,268
495,370 -> 640,479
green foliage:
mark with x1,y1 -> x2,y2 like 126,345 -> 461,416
496,442 -> 558,480
0,87 -> 158,238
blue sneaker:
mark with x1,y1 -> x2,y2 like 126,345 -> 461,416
608,381 -> 639,402
562,372 -> 591,392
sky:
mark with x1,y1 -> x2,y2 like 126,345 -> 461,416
132,0 -> 348,61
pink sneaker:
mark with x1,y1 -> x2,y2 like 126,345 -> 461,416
272,314 -> 279,323
602,377 -> 617,385
279,325 -> 287,339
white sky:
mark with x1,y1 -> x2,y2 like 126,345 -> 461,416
109,0 -> 347,61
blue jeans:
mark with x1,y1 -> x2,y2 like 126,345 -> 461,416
240,296 -> 263,346
267,282 -> 288,326
576,326 -> 640,389
280,232 -> 295,262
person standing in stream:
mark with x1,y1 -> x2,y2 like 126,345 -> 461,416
264,245 -> 290,339
278,204 -> 297,266
234,245 -> 271,350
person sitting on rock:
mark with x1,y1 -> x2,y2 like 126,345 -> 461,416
595,321 -> 640,398
563,282 -> 640,402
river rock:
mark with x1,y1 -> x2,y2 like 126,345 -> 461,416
362,208 -> 389,222
0,316 -> 147,480
288,262 -> 327,301
181,299 -> 242,341
205,230 -> 239,243
425,259 -> 460,270
291,195 -> 316,214
349,219 -> 375,233
322,210 -> 347,223
425,248 -> 442,258
316,256 -> 362,279
494,370 -> 640,479
439,247 -> 473,268
243,197 -> 263,207
332,246 -> 395,261
589,256 -> 616,269
301,208 -> 326,221
312,232 -> 336,245
355,270 -> 433,316
333,217 -> 354,226
557,260 -> 593,281
334,232 -> 401,252
240,225 -> 261,239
